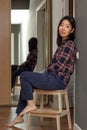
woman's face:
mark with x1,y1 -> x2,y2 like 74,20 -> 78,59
59,19 -> 74,41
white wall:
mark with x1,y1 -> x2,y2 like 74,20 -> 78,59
25,0 -> 42,51
20,10 -> 30,62
11,10 -> 30,63
52,0 -> 69,54
27,0 -> 42,38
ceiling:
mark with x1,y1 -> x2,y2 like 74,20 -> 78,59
11,0 -> 30,9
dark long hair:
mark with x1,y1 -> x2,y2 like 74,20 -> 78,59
57,16 -> 76,46
28,37 -> 38,52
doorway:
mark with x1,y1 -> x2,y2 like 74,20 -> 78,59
10,0 -> 52,105
36,0 -> 46,71
11,24 -> 21,65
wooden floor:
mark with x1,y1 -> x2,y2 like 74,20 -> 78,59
0,106 -> 73,130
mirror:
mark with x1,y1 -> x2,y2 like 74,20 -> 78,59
11,0 -> 52,105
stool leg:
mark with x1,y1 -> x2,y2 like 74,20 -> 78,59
26,113 -> 31,130
56,116 -> 61,130
58,93 -> 62,113
40,94 -> 44,122
64,91 -> 72,129
33,91 -> 36,103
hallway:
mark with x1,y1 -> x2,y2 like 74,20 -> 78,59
0,106 -> 73,130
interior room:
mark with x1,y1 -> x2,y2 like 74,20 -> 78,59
1,0 -> 87,130
0,0 -> 74,130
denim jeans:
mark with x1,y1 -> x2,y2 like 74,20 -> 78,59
16,71 -> 64,114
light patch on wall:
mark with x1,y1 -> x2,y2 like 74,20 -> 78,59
11,10 -> 30,63
11,10 -> 29,24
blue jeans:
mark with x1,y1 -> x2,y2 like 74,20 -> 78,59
16,71 -> 65,114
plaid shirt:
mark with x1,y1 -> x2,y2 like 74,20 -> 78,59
19,49 -> 38,71
46,40 -> 76,86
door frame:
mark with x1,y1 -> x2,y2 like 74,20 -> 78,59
36,0 -> 52,71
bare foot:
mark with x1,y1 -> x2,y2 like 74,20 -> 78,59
6,115 -> 24,127
19,105 -> 37,116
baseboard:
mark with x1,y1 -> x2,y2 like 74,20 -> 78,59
74,123 -> 82,130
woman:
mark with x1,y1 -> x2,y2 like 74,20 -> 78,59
7,16 -> 76,127
11,37 -> 38,89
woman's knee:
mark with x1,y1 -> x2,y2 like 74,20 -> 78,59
20,71 -> 31,81
20,72 -> 26,81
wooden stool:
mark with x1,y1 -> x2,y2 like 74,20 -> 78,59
27,89 -> 72,130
